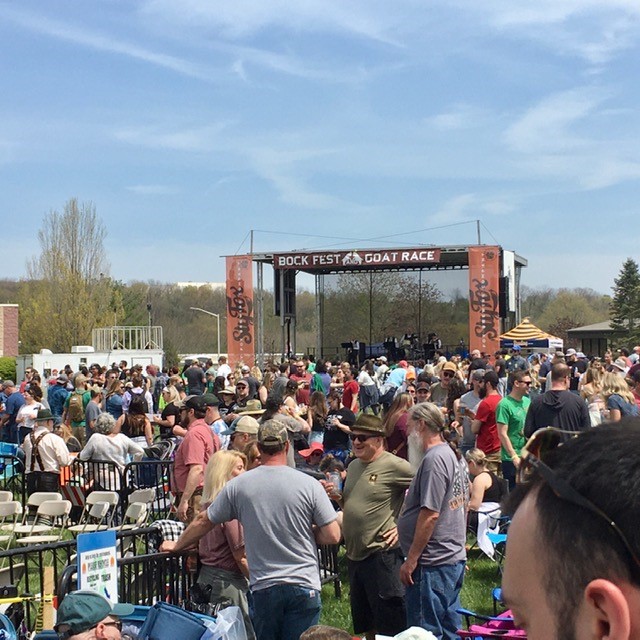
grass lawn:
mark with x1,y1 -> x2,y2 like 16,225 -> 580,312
320,546 -> 501,634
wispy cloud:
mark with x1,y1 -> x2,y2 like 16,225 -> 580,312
114,122 -> 234,152
141,0 -> 403,45
428,193 -> 515,225
1,7 -> 213,81
126,184 -> 180,195
424,104 -> 490,131
504,88 -> 605,154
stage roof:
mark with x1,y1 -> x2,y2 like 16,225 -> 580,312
239,245 -> 528,276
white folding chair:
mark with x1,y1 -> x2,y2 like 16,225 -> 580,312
20,492 -> 62,525
15,499 -> 72,545
0,501 -> 23,549
68,501 -> 111,535
0,491 -> 13,503
115,502 -> 148,532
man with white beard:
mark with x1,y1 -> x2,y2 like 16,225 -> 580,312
398,402 -> 467,639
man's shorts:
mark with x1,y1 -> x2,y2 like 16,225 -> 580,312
347,548 -> 406,636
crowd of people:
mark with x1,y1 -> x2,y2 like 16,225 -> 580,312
2,343 -> 640,639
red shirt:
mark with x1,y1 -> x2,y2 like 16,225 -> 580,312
342,380 -> 360,412
289,372 -> 312,405
475,394 -> 502,455
173,419 -> 219,492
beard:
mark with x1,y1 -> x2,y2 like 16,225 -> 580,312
407,431 -> 426,472
478,386 -> 487,399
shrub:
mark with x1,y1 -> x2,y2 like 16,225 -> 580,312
0,357 -> 16,383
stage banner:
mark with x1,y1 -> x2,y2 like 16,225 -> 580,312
468,246 -> 501,355
225,255 -> 255,368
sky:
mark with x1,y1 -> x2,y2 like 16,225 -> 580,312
2,0 -> 639,295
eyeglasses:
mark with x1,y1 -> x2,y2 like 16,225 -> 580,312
519,427 -> 640,571
349,433 -> 379,443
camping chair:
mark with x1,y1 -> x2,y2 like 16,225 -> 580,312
456,608 -> 526,638
15,499 -> 72,545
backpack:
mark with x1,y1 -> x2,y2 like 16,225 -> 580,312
67,392 -> 85,423
128,391 -> 148,415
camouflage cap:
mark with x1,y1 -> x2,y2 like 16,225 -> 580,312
257,419 -> 289,446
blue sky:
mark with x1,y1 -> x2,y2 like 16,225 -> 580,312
2,0 -> 639,295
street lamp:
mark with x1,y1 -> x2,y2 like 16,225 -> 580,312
190,307 -> 221,361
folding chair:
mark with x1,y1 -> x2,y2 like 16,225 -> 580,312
0,491 -> 13,503
0,501 -> 23,549
67,501 -> 111,535
19,492 -> 63,526
15,499 -> 72,545
115,502 -> 148,532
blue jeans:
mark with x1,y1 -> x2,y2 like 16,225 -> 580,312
502,459 -> 516,491
405,561 -> 465,640
251,584 -> 321,640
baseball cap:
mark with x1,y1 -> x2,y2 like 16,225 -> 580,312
471,369 -> 486,381
398,360 -> 408,368
257,419 -> 289,446
241,365 -> 251,373
416,382 -> 430,391
377,356 -> 387,362
235,415 -> 260,435
55,590 -> 134,637
201,393 -> 219,407
511,345 -> 521,351
218,387 -> 236,396
565,348 -> 577,357
184,395 -> 207,412
57,374 -> 69,384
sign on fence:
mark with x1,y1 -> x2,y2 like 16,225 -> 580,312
77,531 -> 118,603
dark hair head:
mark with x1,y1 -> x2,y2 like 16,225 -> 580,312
483,370 -> 499,388
315,360 -> 328,375
505,420 -> 640,629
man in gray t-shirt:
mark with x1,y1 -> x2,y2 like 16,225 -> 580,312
160,419 -> 340,640
398,403 -> 467,640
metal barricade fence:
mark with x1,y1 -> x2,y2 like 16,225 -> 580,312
57,550 -> 197,607
0,526 -> 157,632
123,460 -> 175,521
64,459 -> 125,518
0,454 -> 26,506
317,544 -> 341,598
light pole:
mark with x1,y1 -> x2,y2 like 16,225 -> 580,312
190,307 -> 221,361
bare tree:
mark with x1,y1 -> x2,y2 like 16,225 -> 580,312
20,199 -> 113,352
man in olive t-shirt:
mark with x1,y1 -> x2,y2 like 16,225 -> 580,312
327,414 -> 414,640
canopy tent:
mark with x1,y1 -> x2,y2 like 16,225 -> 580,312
500,318 -> 563,350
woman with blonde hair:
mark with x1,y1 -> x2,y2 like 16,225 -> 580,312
383,392 -> 415,460
153,385 -> 181,439
105,379 -> 124,420
165,450 -> 254,639
602,371 -> 639,422
465,448 -> 505,529
581,363 -> 605,426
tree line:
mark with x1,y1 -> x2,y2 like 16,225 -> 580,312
1,198 -> 637,363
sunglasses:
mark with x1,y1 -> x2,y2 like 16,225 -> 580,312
349,433 -> 379,443
520,427 -> 640,570
442,371 -> 455,378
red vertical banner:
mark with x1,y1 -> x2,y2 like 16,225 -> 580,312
468,246 -> 501,355
225,255 -> 255,368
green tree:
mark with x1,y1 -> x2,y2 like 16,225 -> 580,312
20,198 -> 114,352
610,258 -> 640,346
